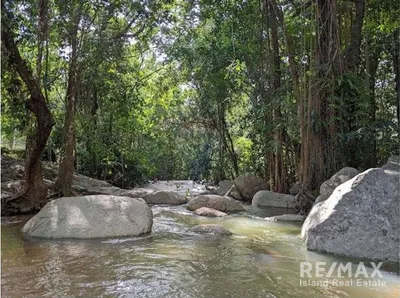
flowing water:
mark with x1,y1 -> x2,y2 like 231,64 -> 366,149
2,205 -> 399,298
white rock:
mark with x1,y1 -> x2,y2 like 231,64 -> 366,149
22,195 -> 153,239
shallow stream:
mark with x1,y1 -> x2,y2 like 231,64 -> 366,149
2,205 -> 399,297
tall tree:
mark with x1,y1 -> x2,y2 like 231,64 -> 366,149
2,2 -> 54,209
53,1 -> 83,196
306,0 -> 342,188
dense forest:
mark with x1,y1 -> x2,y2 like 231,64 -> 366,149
2,0 -> 399,204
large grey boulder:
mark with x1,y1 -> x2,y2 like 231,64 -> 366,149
141,191 -> 187,205
234,174 -> 268,201
186,195 -> 244,212
22,195 -> 153,239
252,190 -> 296,209
192,224 -> 232,235
301,162 -> 400,262
315,167 -> 359,205
216,180 -> 234,196
229,187 -> 242,200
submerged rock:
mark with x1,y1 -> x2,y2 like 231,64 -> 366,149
141,190 -> 187,205
192,224 -> 232,235
233,174 -> 268,201
266,214 -> 305,222
252,190 -> 296,209
194,207 -> 227,217
22,195 -> 153,239
301,158 -> 400,262
186,195 -> 244,212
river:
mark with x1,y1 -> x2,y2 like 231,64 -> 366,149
2,205 -> 399,297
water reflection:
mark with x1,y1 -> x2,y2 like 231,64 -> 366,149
2,206 -> 399,298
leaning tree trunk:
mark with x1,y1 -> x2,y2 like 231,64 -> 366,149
1,13 -> 54,214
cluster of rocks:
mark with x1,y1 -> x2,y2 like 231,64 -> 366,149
8,151 -> 399,263
211,157 -> 400,263
17,165 -> 300,239
215,174 -> 299,210
215,174 -> 269,201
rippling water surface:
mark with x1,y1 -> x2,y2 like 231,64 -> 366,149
2,205 -> 399,298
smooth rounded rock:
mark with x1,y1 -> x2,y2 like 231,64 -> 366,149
141,190 -> 187,205
252,190 -> 296,208
234,174 -> 268,201
186,195 -> 244,212
22,195 -> 153,239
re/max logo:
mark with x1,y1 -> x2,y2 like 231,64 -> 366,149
300,262 -> 383,278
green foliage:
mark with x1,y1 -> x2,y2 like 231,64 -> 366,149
2,0 -> 399,188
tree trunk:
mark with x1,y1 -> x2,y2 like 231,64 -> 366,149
1,12 -> 54,212
222,118 -> 239,177
344,0 -> 365,71
216,103 -> 226,183
53,6 -> 81,196
394,28 -> 400,136
366,41 -> 379,167
267,0 -> 285,192
308,0 -> 341,189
